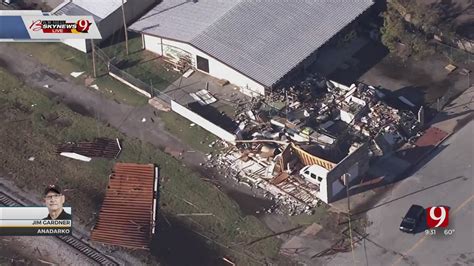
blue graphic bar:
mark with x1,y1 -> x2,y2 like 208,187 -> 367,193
0,16 -> 30,39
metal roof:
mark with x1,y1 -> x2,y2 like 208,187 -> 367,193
130,0 -> 373,87
54,0 -> 126,21
91,163 -> 158,249
54,2 -> 102,23
131,0 -> 238,41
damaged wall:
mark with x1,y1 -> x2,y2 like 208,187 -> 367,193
325,143 -> 370,203
290,143 -> 336,170
171,100 -> 236,143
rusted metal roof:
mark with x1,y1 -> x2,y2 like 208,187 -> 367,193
397,127 -> 449,163
57,138 -> 122,159
91,163 -> 158,249
414,127 -> 448,147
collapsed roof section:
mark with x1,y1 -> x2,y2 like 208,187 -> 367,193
90,163 -> 158,249
205,75 -> 422,210
235,75 -> 422,161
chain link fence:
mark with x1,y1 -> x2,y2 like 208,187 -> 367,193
435,42 -> 473,65
428,42 -> 473,111
92,44 -> 173,103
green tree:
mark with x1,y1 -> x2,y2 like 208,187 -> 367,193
381,0 -> 455,59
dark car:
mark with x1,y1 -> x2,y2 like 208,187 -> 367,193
399,204 -> 425,233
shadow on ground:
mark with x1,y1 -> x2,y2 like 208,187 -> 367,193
150,214 -> 225,266
328,40 -> 389,85
330,143 -> 450,211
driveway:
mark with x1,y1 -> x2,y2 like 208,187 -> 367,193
326,120 -> 473,266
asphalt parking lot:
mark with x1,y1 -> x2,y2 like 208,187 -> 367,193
326,120 -> 473,266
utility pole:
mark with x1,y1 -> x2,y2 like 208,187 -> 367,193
345,174 -> 356,266
91,39 -> 96,78
121,0 -> 129,55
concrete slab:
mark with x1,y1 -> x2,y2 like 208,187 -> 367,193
164,70 -> 249,106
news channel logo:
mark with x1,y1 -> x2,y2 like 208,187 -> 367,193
425,206 -> 455,236
29,19 -> 92,33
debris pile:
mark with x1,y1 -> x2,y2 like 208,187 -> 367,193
204,75 -> 422,213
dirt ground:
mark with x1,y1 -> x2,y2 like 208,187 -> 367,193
358,51 -> 473,105
0,236 -> 96,266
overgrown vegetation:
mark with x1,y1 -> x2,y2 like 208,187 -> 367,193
381,0 -> 457,59
0,68 -> 280,265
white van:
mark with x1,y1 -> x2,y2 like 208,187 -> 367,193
299,165 -> 329,185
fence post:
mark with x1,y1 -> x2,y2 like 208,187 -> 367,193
150,80 -> 153,98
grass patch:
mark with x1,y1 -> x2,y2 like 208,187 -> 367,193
0,67 -> 280,264
159,111 -> 217,154
7,42 -> 148,106
8,38 -> 220,153
100,34 -> 181,92
288,205 -> 331,226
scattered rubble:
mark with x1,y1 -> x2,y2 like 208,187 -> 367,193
202,74 -> 423,215
90,84 -> 99,90
70,71 -> 84,78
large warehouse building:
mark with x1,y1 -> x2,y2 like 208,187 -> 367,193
130,0 -> 373,96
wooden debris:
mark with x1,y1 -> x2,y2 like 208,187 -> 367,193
445,64 -> 457,73
222,257 -> 235,265
37,259 -> 56,265
176,213 -> 213,217
270,172 -> 289,185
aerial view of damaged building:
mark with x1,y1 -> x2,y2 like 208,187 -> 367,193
129,0 -> 424,214
206,78 -> 422,214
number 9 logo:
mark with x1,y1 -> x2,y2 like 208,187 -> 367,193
76,20 -> 91,33
426,206 -> 449,228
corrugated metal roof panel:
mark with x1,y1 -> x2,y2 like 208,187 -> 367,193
130,0 -> 374,87
54,2 -> 102,23
129,0 -> 239,42
90,163 -> 158,249
72,0 -> 124,19
56,138 -> 122,159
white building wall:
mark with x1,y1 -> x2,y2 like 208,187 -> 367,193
171,100 -> 236,143
143,34 -> 266,96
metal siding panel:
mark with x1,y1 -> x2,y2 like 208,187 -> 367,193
90,163 -> 156,249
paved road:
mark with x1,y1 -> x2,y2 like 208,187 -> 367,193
327,120 -> 474,266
